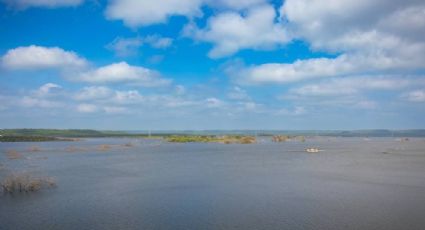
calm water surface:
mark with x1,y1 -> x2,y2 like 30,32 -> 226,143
1,137 -> 425,230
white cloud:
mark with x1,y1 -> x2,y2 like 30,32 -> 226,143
36,83 -> 62,97
205,97 -> 225,108
404,90 -> 425,102
206,0 -> 266,10
185,4 -> 288,58
238,101 -> 260,111
276,106 -> 306,116
228,86 -> 249,100
290,76 -> 411,97
112,90 -> 144,104
279,75 -> 425,110
231,49 -> 425,85
105,0 -> 269,28
144,35 -> 173,49
76,62 -> 171,86
231,1 -> 425,84
106,35 -> 173,57
72,87 -> 200,111
74,86 -> 145,104
21,96 -> 62,108
231,56 -> 351,84
2,0 -> 83,9
77,103 -> 98,113
1,45 -> 87,70
106,37 -> 143,57
105,0 -> 202,27
162,97 -> 198,108
15,83 -> 64,109
1,47 -> 170,87
280,0 -> 425,51
75,86 -> 114,101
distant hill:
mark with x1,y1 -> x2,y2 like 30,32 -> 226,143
0,129 -> 127,137
1,129 -> 425,138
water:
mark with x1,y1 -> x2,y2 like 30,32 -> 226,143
1,137 -> 425,230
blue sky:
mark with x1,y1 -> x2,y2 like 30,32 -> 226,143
0,0 -> 424,130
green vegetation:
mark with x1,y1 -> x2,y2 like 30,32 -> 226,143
166,135 -> 256,144
0,129 -> 153,142
166,135 -> 217,143
0,129 -> 113,137
0,129 -> 163,141
0,135 -> 70,142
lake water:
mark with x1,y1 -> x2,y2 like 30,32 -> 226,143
1,137 -> 425,230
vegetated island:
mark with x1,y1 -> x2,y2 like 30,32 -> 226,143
166,135 -> 256,144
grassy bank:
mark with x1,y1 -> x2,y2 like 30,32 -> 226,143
0,135 -> 75,142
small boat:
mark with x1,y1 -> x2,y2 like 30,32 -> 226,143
305,148 -> 320,153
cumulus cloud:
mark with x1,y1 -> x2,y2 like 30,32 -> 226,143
280,0 -> 425,51
75,86 -> 114,101
9,83 -> 65,109
36,83 -> 62,97
206,0 -> 266,10
76,62 -> 171,86
112,90 -> 144,104
185,4 -> 288,58
74,86 -> 145,105
77,103 -> 98,113
289,76 -> 412,97
2,0 -> 83,9
205,97 -> 225,108
278,75 -> 425,110
106,37 -> 143,57
1,46 -> 170,88
227,86 -> 249,100
72,86 -> 225,112
231,47 -> 425,85
231,56 -> 351,84
105,0 -> 269,28
105,0 -> 202,27
230,0 -> 425,84
144,35 -> 173,49
21,96 -> 63,108
1,45 -> 87,70
106,35 -> 173,57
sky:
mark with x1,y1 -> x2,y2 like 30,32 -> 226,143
0,0 -> 424,130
